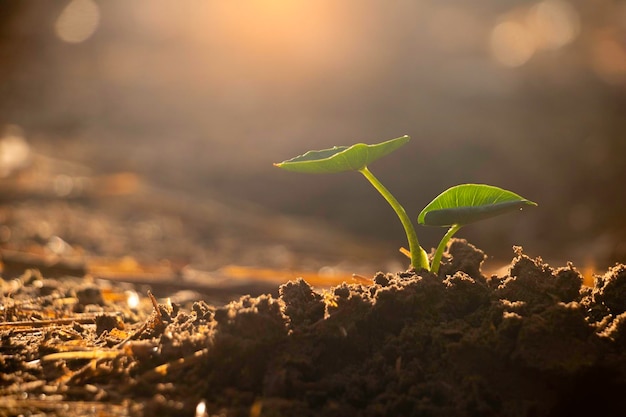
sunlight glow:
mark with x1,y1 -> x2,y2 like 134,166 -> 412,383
55,0 -> 100,43
120,1 -> 352,89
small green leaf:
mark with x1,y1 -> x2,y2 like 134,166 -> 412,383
418,184 -> 537,227
273,135 -> 410,174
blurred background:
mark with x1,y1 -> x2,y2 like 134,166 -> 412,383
0,0 -> 625,281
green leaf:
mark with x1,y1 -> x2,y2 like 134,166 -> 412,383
418,184 -> 537,227
273,135 -> 410,174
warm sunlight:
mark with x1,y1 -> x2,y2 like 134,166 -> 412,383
2,2 -> 626,414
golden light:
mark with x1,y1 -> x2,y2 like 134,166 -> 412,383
104,2 -> 355,99
490,21 -> 536,67
54,0 -> 100,44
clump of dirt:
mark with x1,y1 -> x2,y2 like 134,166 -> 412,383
2,239 -> 626,416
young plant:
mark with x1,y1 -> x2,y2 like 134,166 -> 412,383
274,135 -> 537,273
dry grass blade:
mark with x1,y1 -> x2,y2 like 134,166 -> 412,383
0,397 -> 133,417
0,316 -> 99,329
41,350 -> 121,362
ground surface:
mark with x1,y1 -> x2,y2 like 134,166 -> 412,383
2,239 -> 626,417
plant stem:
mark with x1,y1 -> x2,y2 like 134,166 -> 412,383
430,224 -> 462,274
358,167 -> 430,271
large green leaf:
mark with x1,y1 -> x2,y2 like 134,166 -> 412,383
273,135 -> 410,174
418,184 -> 537,227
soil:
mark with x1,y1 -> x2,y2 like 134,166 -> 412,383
2,239 -> 626,417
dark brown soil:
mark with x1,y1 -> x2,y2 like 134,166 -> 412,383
2,239 -> 626,417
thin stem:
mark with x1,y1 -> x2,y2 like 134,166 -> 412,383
358,167 -> 429,271
430,224 -> 462,274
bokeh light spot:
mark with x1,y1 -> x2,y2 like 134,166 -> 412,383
528,0 -> 580,50
591,32 -> 626,84
490,21 -> 535,67
55,0 -> 100,44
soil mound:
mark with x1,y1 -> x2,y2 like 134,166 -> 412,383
2,239 -> 626,416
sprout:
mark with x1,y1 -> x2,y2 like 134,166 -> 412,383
274,136 -> 537,273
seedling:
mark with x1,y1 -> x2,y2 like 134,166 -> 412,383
274,135 -> 537,273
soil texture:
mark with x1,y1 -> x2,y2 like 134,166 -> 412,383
2,239 -> 626,416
